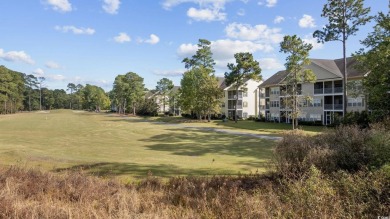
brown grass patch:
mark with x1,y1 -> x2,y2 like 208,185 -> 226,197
1,166 -> 389,218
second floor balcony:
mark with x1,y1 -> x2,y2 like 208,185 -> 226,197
314,80 -> 343,94
324,104 -> 343,110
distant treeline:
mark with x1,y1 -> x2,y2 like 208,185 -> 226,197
0,65 -> 110,114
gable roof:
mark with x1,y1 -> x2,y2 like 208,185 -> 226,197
260,57 -> 367,87
171,86 -> 180,94
217,77 -> 227,89
260,70 -> 289,87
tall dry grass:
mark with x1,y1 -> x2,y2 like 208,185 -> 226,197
0,165 -> 389,219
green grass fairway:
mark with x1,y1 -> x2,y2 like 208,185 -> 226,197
0,110 -> 275,180
152,116 -> 325,135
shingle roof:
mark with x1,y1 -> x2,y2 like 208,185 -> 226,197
260,70 -> 288,87
334,57 -> 364,78
171,86 -> 180,94
217,77 -> 227,89
260,57 -> 367,87
311,59 -> 343,77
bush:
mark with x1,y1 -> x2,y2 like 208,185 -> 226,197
322,125 -> 373,172
274,130 -> 337,178
247,115 -> 257,121
297,120 -> 323,126
340,111 -> 371,128
136,99 -> 158,116
274,123 -> 390,177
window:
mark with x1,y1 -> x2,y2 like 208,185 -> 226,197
271,113 -> 279,121
270,101 -> 279,108
348,98 -> 364,107
313,98 -> 322,107
310,114 -> 322,121
243,112 -> 248,118
271,87 -> 280,95
300,99 -> 308,107
298,113 -> 307,121
243,92 -> 248,97
243,101 -> 248,107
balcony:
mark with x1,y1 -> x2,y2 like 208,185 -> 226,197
324,88 -> 333,94
228,105 -> 242,109
334,87 -> 343,93
334,104 -> 343,110
228,94 -> 243,99
324,104 -> 343,110
324,104 -> 333,110
314,88 -> 323,94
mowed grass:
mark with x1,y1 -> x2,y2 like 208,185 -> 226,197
152,116 -> 325,135
0,110 -> 275,180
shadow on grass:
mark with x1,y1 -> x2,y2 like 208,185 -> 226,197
141,128 -> 274,160
214,120 -> 324,133
54,162 -> 233,178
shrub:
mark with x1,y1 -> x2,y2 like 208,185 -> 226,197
274,130 -> 316,178
368,123 -> 390,169
274,123 -> 390,177
340,111 -> 371,129
322,125 -> 373,172
297,120 -> 323,126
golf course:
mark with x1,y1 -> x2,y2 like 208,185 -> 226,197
0,110 -> 283,179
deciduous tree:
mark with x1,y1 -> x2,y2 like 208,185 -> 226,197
355,9 -> 390,120
112,72 -> 145,115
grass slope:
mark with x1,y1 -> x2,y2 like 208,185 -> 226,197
151,116 -> 325,135
0,110 -> 275,179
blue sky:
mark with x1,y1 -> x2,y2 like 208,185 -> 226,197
0,0 -> 387,91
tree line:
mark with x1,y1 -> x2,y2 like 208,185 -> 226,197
1,0 -> 388,123
0,65 -> 110,114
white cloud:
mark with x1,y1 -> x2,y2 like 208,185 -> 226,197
299,14 -> 316,28
274,15 -> 284,24
33,68 -> 45,76
32,68 -> 65,81
163,0 -> 228,22
0,48 -> 35,65
45,61 -> 61,69
162,0 -> 228,10
114,32 -> 131,43
211,39 -> 274,60
237,8 -> 245,16
153,69 -> 185,77
258,0 -> 277,7
102,0 -> 120,14
187,7 -> 226,21
45,0 -> 72,12
55,25 -> 95,35
177,39 -> 274,70
258,58 -> 284,70
302,35 -> 324,50
177,43 -> 198,58
225,22 -> 283,43
46,74 -> 66,81
266,0 -> 277,7
144,34 -> 160,45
